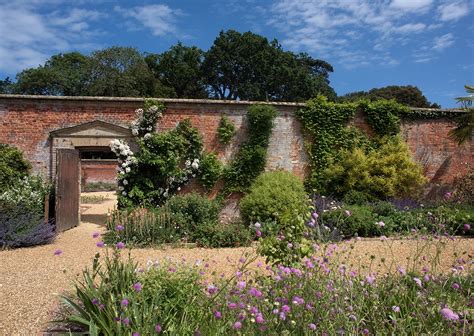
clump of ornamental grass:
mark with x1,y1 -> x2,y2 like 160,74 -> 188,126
52,229 -> 472,335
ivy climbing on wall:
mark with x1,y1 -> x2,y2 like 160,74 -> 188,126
296,95 -> 426,199
223,104 -> 277,194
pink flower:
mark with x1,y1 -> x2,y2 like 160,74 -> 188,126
452,283 -> 460,290
92,232 -> 100,238
309,323 -> 317,330
444,192 -> 452,199
392,306 -> 400,313
207,284 -> 218,295
376,221 -> 385,228
132,282 -> 142,292
281,305 -> 290,313
440,307 -> 459,321
463,224 -> 471,232
366,274 -> 375,285
96,241 -> 105,247
116,242 -> 125,249
115,225 -> 124,231
214,311 -> 222,319
413,277 -> 422,288
54,249 -> 62,256
344,210 -> 352,217
237,281 -> 246,290
121,299 -> 129,306
255,314 -> 265,324
397,266 -> 406,275
256,230 -> 262,237
233,321 -> 242,330
312,212 -> 319,220
155,324 -> 162,333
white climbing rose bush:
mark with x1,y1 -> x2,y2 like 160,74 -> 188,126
110,99 -> 205,208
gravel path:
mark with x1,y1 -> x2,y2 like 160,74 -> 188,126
0,194 -> 472,335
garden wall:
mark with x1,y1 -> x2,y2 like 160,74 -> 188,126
0,95 -> 471,190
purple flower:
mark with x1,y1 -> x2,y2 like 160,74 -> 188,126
96,241 -> 105,248
227,302 -> 237,309
392,306 -> 400,313
233,321 -> 242,330
254,222 -> 261,228
207,284 -> 218,295
92,232 -> 100,238
397,266 -> 406,275
452,283 -> 460,290
312,212 -> 319,220
121,299 -> 129,306
281,305 -> 291,313
255,314 -> 265,324
362,329 -> 369,335
287,243 -> 293,249
237,281 -> 246,290
115,224 -> 124,231
366,274 -> 375,285
54,249 -> 62,256
413,277 -> 422,288
444,192 -> 452,199
155,324 -> 162,333
132,333 -> 140,336
463,224 -> 471,232
279,312 -> 286,320
248,287 -> 263,298
376,221 -> 385,228
132,282 -> 142,292
440,307 -> 459,321
349,314 -> 357,321
309,323 -> 317,330
116,242 -> 125,249
122,317 -> 130,325
292,296 -> 304,305
256,230 -> 262,237
214,311 -> 222,319
91,298 -> 99,305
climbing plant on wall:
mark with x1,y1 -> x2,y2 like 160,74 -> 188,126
223,104 -> 277,194
296,95 -> 426,198
111,99 -> 207,207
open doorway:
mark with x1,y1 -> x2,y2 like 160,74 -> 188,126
51,120 -> 132,231
78,147 -> 118,226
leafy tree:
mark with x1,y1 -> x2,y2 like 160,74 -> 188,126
87,46 -> 155,97
338,85 -> 439,108
449,85 -> 474,144
0,144 -> 31,190
15,52 -> 91,95
0,77 -> 14,94
146,43 -> 207,98
202,30 -> 335,101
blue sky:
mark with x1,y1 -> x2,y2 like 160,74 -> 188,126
0,0 -> 473,107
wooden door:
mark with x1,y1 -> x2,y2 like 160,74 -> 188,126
56,149 -> 80,232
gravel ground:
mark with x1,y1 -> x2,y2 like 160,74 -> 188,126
0,193 -> 472,335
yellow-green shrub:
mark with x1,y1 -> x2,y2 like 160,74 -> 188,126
322,136 -> 427,199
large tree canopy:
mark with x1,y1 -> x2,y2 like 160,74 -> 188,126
338,85 -> 440,108
202,30 -> 335,101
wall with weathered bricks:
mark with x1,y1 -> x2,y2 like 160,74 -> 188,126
81,160 -> 117,184
0,95 -> 471,190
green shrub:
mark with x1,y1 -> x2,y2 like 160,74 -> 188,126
240,171 -> 309,227
217,116 -> 236,144
343,190 -> 371,205
323,205 -> 380,237
452,170 -> 474,204
194,221 -> 252,248
0,144 -> 31,190
0,175 -> 51,211
322,136 -> 427,199
197,152 -> 222,190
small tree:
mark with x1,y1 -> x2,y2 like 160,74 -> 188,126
449,85 -> 474,144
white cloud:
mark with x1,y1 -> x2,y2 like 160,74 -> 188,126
393,23 -> 427,33
115,4 -> 182,37
0,2 -> 103,74
432,33 -> 455,50
390,0 -> 433,11
438,1 -> 470,21
268,0 -> 465,68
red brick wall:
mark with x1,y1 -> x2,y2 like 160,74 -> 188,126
81,160 -> 117,184
0,96 -> 471,188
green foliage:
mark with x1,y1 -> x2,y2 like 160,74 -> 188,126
224,105 -> 277,193
0,144 -> 31,190
296,95 -> 358,191
0,175 -> 51,211
198,152 -> 222,190
322,137 -> 427,199
217,116 -> 236,145
338,85 -> 440,108
258,213 -> 312,266
452,170 -> 474,204
240,171 -> 309,227
194,221 -> 252,248
448,85 -> 474,144
360,99 -> 407,136
57,251 -> 209,335
145,42 -> 207,98
202,29 -> 335,101
118,119 -> 203,207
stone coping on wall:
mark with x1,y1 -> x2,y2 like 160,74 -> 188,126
0,94 -> 466,114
